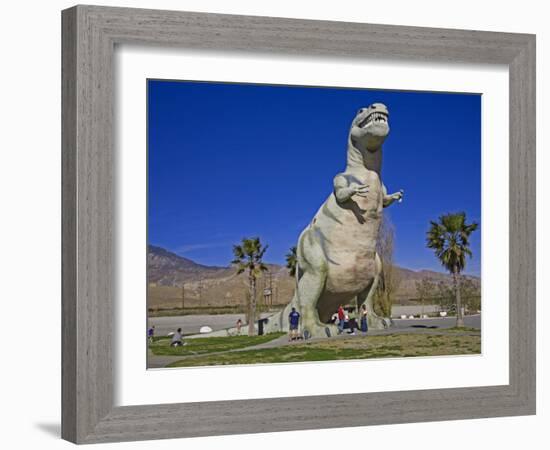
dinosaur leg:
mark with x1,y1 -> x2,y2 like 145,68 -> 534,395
357,253 -> 389,330
296,271 -> 336,339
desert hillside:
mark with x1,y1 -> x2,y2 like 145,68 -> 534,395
147,245 -> 480,311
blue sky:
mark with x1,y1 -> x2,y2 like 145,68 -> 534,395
148,80 -> 481,275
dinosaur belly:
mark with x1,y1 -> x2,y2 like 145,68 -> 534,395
325,249 -> 377,295
310,185 -> 382,297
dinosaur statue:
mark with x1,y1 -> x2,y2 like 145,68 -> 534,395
264,102 -> 404,338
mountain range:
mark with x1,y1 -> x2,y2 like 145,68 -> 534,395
147,244 -> 480,310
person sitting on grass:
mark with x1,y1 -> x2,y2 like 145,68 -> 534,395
288,307 -> 301,341
170,327 -> 184,347
347,308 -> 358,335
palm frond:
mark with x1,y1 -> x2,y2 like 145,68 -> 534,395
285,246 -> 298,277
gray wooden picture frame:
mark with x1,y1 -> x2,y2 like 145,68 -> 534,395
61,4 -> 536,444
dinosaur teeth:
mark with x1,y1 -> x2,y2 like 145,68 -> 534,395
359,111 -> 388,127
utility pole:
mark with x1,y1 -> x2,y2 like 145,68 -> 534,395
181,283 -> 185,311
263,271 -> 273,310
198,278 -> 203,308
269,272 -> 273,307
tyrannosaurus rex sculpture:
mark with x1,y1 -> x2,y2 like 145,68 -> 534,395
265,102 -> 404,338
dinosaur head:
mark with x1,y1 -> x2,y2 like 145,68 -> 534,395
350,103 -> 390,151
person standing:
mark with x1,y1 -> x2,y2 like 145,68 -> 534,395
360,304 -> 369,335
337,305 -> 345,334
147,325 -> 155,344
288,307 -> 301,341
235,318 -> 242,335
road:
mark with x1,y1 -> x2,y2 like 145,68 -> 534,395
149,313 -> 271,336
391,304 -> 440,317
149,312 -> 481,336
393,314 -> 481,330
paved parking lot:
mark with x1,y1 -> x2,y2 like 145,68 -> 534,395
149,312 -> 480,337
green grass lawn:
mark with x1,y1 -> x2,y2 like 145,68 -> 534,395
434,326 -> 480,333
149,332 -> 285,357
166,331 -> 481,368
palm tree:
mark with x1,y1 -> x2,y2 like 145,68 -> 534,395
426,212 -> 478,327
231,237 -> 269,335
285,246 -> 298,277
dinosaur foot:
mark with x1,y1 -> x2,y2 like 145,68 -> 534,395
302,323 -> 339,340
368,315 -> 391,330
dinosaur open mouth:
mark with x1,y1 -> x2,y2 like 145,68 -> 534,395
358,111 -> 388,128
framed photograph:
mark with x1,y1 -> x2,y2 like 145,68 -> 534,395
62,5 -> 535,444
